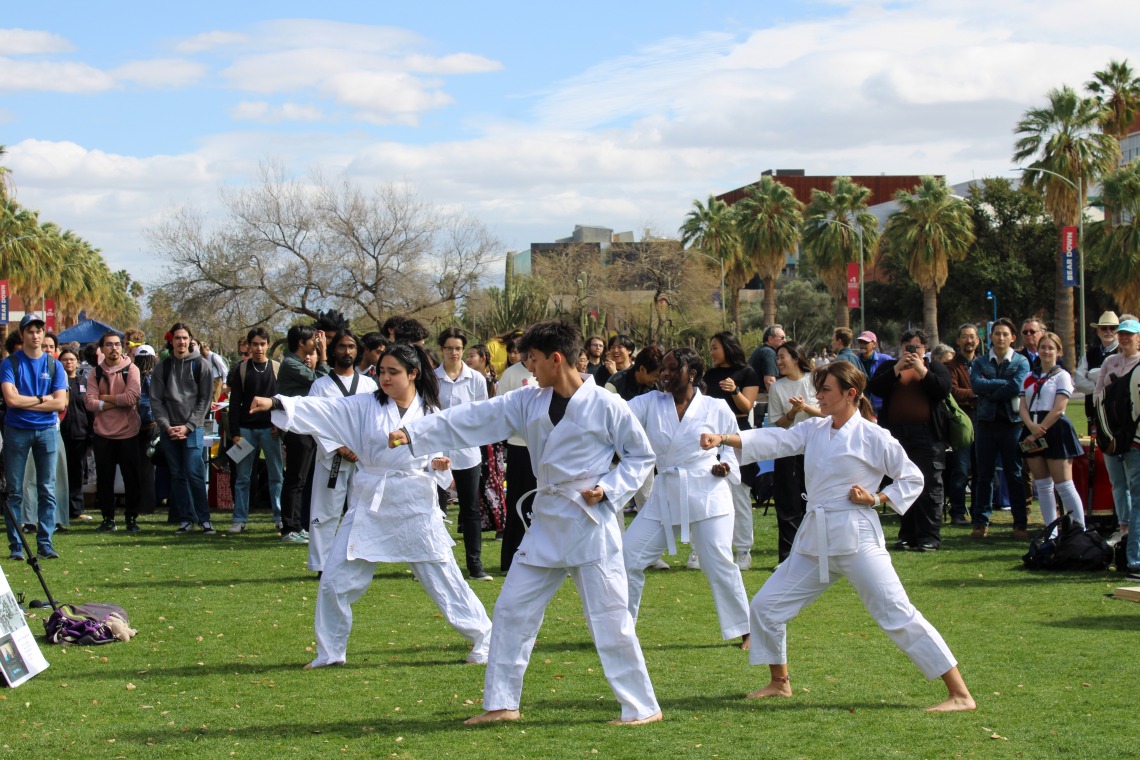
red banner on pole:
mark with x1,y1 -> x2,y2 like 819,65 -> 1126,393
1060,226 -> 1078,287
846,263 -> 860,308
45,298 -> 55,332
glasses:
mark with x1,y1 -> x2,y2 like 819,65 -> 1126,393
103,342 -> 122,348
1099,325 -> 1118,332
1021,329 -> 1039,335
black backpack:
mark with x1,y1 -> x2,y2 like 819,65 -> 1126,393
1023,514 -> 1113,572
1095,363 -> 1140,455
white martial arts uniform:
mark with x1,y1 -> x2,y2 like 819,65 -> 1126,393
306,370 -> 378,572
406,375 -> 661,721
623,390 -> 750,639
271,392 -> 492,667
738,413 -> 958,680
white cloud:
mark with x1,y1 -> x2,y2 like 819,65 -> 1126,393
0,28 -> 73,55
174,30 -> 251,53
231,101 -> 326,123
0,57 -> 116,92
111,59 -> 207,89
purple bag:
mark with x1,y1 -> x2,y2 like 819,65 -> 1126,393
43,603 -> 132,646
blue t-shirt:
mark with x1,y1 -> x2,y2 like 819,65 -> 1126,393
1,351 -> 68,430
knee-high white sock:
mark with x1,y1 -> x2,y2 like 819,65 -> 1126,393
1034,477 -> 1057,525
1054,479 -> 1085,527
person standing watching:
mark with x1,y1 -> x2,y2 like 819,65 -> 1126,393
1075,311 -> 1120,434
945,324 -> 980,527
583,335 -> 606,377
58,347 -> 93,524
226,327 -> 283,534
747,324 -> 786,395
151,323 -> 215,534
276,324 -> 329,543
1,313 -> 68,560
969,318 -> 1030,538
85,331 -> 142,532
854,331 -> 892,415
199,341 -> 229,404
867,329 -> 952,551
831,328 -> 859,366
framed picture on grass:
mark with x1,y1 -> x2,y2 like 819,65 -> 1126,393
0,567 -> 49,688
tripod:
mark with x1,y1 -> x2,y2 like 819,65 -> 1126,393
1,496 -> 60,612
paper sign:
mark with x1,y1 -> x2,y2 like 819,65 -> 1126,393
226,436 -> 255,464
0,564 -> 50,687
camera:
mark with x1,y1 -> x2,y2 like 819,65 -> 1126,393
904,344 -> 920,354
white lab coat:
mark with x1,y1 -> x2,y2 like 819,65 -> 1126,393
404,376 -> 660,722
738,413 -> 957,680
270,392 -> 492,667
305,371 -> 377,571
434,362 -> 488,470
622,390 -> 749,640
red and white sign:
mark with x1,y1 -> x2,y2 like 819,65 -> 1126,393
44,298 -> 55,331
846,263 -> 860,308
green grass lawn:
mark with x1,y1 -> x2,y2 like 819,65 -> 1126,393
0,501 -> 1134,759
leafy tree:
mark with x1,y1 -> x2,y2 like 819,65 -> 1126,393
680,195 -> 747,331
735,176 -> 804,328
1013,85 -> 1119,367
801,177 -> 879,329
879,177 -> 975,344
1087,159 -> 1140,314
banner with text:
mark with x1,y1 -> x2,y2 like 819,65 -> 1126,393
846,263 -> 860,308
1061,226 -> 1078,288
45,298 -> 55,332
0,280 -> 7,325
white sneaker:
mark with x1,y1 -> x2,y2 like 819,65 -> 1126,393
734,550 -> 752,571
649,558 -> 670,571
228,523 -> 246,534
686,552 -> 700,570
1106,530 -> 1125,547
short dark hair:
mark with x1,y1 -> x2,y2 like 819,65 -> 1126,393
5,332 -> 22,355
246,326 -> 271,344
586,335 -> 605,348
631,345 -> 663,373
778,341 -> 812,374
833,327 -> 853,347
381,315 -> 405,338
900,329 -> 929,347
711,331 -> 747,367
607,334 -> 636,353
394,318 -> 430,344
313,309 -> 349,333
287,324 -> 317,352
668,346 -> 706,392
992,317 -> 1017,336
437,326 -> 468,348
99,331 -> 123,348
519,320 -> 582,364
360,331 -> 387,352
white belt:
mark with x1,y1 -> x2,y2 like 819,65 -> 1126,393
369,469 -> 431,513
657,466 -> 716,555
516,476 -> 602,531
809,500 -> 869,583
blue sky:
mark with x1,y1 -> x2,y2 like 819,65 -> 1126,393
2,1 -> 1137,285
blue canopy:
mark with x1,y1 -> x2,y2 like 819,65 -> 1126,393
56,318 -> 119,346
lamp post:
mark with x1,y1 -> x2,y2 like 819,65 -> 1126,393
1014,166 -> 1086,360
687,249 -> 726,330
986,290 -> 997,339
815,217 -> 864,334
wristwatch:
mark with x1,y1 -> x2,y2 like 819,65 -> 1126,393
37,395 -> 43,405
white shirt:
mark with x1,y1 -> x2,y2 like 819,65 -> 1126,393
766,374 -> 818,427
1021,367 -> 1073,413
497,361 -> 537,446
434,362 -> 489,469
308,370 -> 378,460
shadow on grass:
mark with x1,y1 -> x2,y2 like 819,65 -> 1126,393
89,568 -> 424,589
1043,614 -> 1140,631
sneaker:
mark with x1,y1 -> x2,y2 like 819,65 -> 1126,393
649,558 -> 670,571
686,551 -> 700,570
970,525 -> 989,538
39,548 -> 60,559
299,529 -> 310,539
75,513 -> 94,521
8,551 -> 24,561
950,516 -> 971,527
200,522 -> 217,535
892,540 -> 911,551
1012,528 -> 1030,541
228,523 -> 247,534
281,531 -> 309,544
96,519 -> 118,533
177,521 -> 194,532
1106,530 -> 1124,547
915,543 -> 939,552
126,519 -> 141,533
734,550 -> 752,571
469,571 -> 495,582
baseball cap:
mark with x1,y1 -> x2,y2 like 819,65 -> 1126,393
1116,319 -> 1140,335
19,313 -> 45,330
856,331 -> 877,344
134,344 -> 156,357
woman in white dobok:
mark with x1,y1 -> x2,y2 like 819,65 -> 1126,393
700,361 -> 974,712
250,342 -> 492,669
623,347 -> 751,648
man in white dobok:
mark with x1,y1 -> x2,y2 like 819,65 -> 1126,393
390,320 -> 662,726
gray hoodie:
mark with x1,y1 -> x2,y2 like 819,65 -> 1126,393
151,349 -> 213,433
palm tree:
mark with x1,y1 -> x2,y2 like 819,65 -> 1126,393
801,177 -> 879,329
880,177 -> 975,343
1086,59 -> 1140,230
735,176 -> 804,327
1087,159 -> 1140,314
680,195 -> 747,331
1013,85 -> 1119,368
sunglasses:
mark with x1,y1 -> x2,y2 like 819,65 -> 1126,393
1099,325 -> 1118,331
1021,329 -> 1039,335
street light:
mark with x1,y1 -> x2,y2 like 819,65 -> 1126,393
1013,166 -> 1086,359
814,217 -> 864,334
986,289 -> 997,333
686,248 -> 726,330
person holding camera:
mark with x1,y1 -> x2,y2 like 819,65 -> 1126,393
867,330 -> 952,551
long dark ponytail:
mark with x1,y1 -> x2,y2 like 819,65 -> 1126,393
374,342 -> 442,411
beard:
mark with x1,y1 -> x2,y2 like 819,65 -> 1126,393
336,354 -> 356,370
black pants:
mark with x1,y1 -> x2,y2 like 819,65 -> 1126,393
448,466 -> 484,575
773,455 -> 807,562
136,426 -> 156,514
501,443 -> 536,573
62,434 -> 88,518
93,434 -> 141,521
282,431 -> 316,534
889,424 -> 945,548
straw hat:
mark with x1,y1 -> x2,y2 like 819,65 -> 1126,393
1091,311 -> 1120,328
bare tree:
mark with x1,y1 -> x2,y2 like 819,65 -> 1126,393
147,162 -> 499,335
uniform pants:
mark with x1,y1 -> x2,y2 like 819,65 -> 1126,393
311,504 -> 492,667
749,523 -> 957,680
501,443 -> 536,572
729,480 -> 753,554
483,555 -> 660,721
308,455 -> 352,572
623,512 -> 749,639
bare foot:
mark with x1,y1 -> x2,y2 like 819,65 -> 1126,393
740,633 -> 751,651
302,660 -> 344,670
608,711 -> 663,726
464,709 -> 521,724
925,695 -> 977,712
746,681 -> 793,699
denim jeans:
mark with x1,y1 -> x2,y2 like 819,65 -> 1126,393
162,428 -> 210,525
973,422 -> 1027,528
1102,450 -> 1134,528
3,425 -> 58,554
1104,447 -> 1140,570
232,427 -> 283,524
945,444 -> 974,519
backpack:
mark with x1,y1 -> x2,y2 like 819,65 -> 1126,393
43,602 -> 137,646
0,353 -> 60,427
1022,514 -> 1113,571
1095,363 -> 1140,455
138,373 -> 154,426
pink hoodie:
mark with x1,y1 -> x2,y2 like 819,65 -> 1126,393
85,355 -> 141,439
